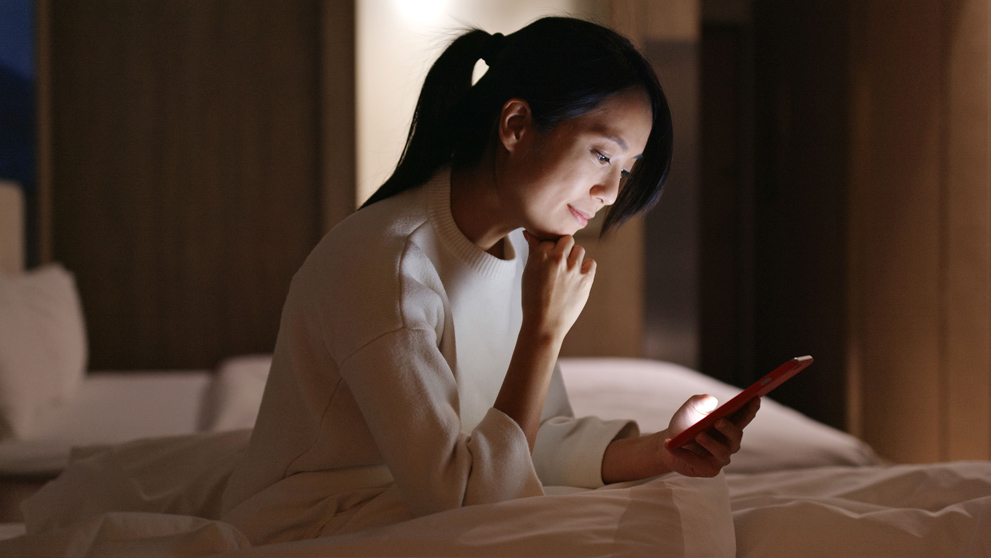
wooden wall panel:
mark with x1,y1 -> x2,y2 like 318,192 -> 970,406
753,0 -> 851,429
699,24 -> 754,389
319,0 -> 356,232
943,0 -> 991,460
47,1 -> 323,370
848,0 -> 991,462
848,1 -> 944,462
640,39 -> 701,368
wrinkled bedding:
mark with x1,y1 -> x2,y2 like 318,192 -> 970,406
1,358 -> 989,557
3,465 -> 736,557
730,462 -> 991,557
4,447 -> 989,557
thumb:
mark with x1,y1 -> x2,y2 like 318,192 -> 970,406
690,394 -> 718,415
683,394 -> 718,424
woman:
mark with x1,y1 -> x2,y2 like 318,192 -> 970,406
221,16 -> 759,544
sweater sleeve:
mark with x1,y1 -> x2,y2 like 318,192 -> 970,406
531,362 -> 640,488
337,326 -> 544,517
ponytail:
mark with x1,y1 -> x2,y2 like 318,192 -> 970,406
361,18 -> 673,236
360,30 -> 490,208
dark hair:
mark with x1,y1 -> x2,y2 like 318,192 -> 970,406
361,16 -> 673,235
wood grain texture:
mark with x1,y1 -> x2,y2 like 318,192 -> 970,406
848,0 -> 991,462
47,0 -> 324,369
850,1 -> 944,463
943,0 -> 991,460
319,0 -> 356,231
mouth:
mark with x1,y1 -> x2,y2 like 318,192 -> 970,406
568,205 -> 592,227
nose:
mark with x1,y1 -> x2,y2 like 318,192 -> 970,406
591,167 -> 622,206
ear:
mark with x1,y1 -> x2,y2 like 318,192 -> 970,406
497,98 -> 533,154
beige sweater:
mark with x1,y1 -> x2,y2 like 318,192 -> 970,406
221,169 -> 637,544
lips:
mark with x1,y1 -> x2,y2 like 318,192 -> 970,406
568,205 -> 593,227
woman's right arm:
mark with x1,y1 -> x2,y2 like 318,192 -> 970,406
494,232 -> 595,452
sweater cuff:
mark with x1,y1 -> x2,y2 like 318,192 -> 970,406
464,407 -> 545,505
532,416 -> 640,489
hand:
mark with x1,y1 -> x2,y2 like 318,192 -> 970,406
659,395 -> 761,477
520,230 -> 595,343
601,395 -> 760,483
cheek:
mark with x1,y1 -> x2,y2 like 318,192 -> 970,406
520,139 -> 596,205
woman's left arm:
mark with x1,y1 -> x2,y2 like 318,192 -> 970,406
601,396 -> 760,483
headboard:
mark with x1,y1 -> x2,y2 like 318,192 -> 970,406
0,180 -> 25,274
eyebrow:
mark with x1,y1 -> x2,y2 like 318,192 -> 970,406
605,134 -> 628,151
606,134 -> 643,161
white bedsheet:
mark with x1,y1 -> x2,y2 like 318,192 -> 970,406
4,465 -> 736,557
1,357 -> 989,557
729,462 -> 991,557
3,440 -> 989,557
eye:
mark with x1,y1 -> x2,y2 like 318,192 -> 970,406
595,151 -> 611,164
621,169 -> 632,180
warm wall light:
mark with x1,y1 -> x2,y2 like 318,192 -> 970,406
391,0 -> 451,25
358,0 -> 603,205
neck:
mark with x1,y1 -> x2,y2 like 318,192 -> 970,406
449,154 -> 517,257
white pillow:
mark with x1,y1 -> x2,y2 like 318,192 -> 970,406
199,354 -> 272,432
560,358 -> 881,473
0,264 -> 87,439
198,355 -> 880,473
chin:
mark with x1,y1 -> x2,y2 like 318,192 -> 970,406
525,220 -> 581,241
538,229 -> 581,242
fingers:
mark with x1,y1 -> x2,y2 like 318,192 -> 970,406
523,232 -> 594,275
682,415 -> 746,468
679,440 -> 707,458
552,235 -> 576,264
566,241 -> 585,269
664,431 -> 732,478
709,419 -> 742,454
519,232 -> 596,339
522,229 -> 540,252
581,257 -> 596,276
695,432 -> 732,466
663,396 -> 761,479
730,397 -> 761,430
666,444 -> 722,478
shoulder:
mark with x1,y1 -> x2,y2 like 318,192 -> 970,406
284,186 -> 448,359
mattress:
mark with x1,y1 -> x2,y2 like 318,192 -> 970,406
0,371 -> 210,476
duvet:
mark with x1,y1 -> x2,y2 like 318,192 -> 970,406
1,358 -> 988,557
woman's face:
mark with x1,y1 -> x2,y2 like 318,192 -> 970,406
501,87 -> 653,239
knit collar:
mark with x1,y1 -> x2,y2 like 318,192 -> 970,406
426,168 -> 521,280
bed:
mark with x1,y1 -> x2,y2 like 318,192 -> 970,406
2,181 -> 990,557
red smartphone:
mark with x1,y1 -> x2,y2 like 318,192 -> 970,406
664,355 -> 814,451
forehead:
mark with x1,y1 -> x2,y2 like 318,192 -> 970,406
557,89 -> 653,150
